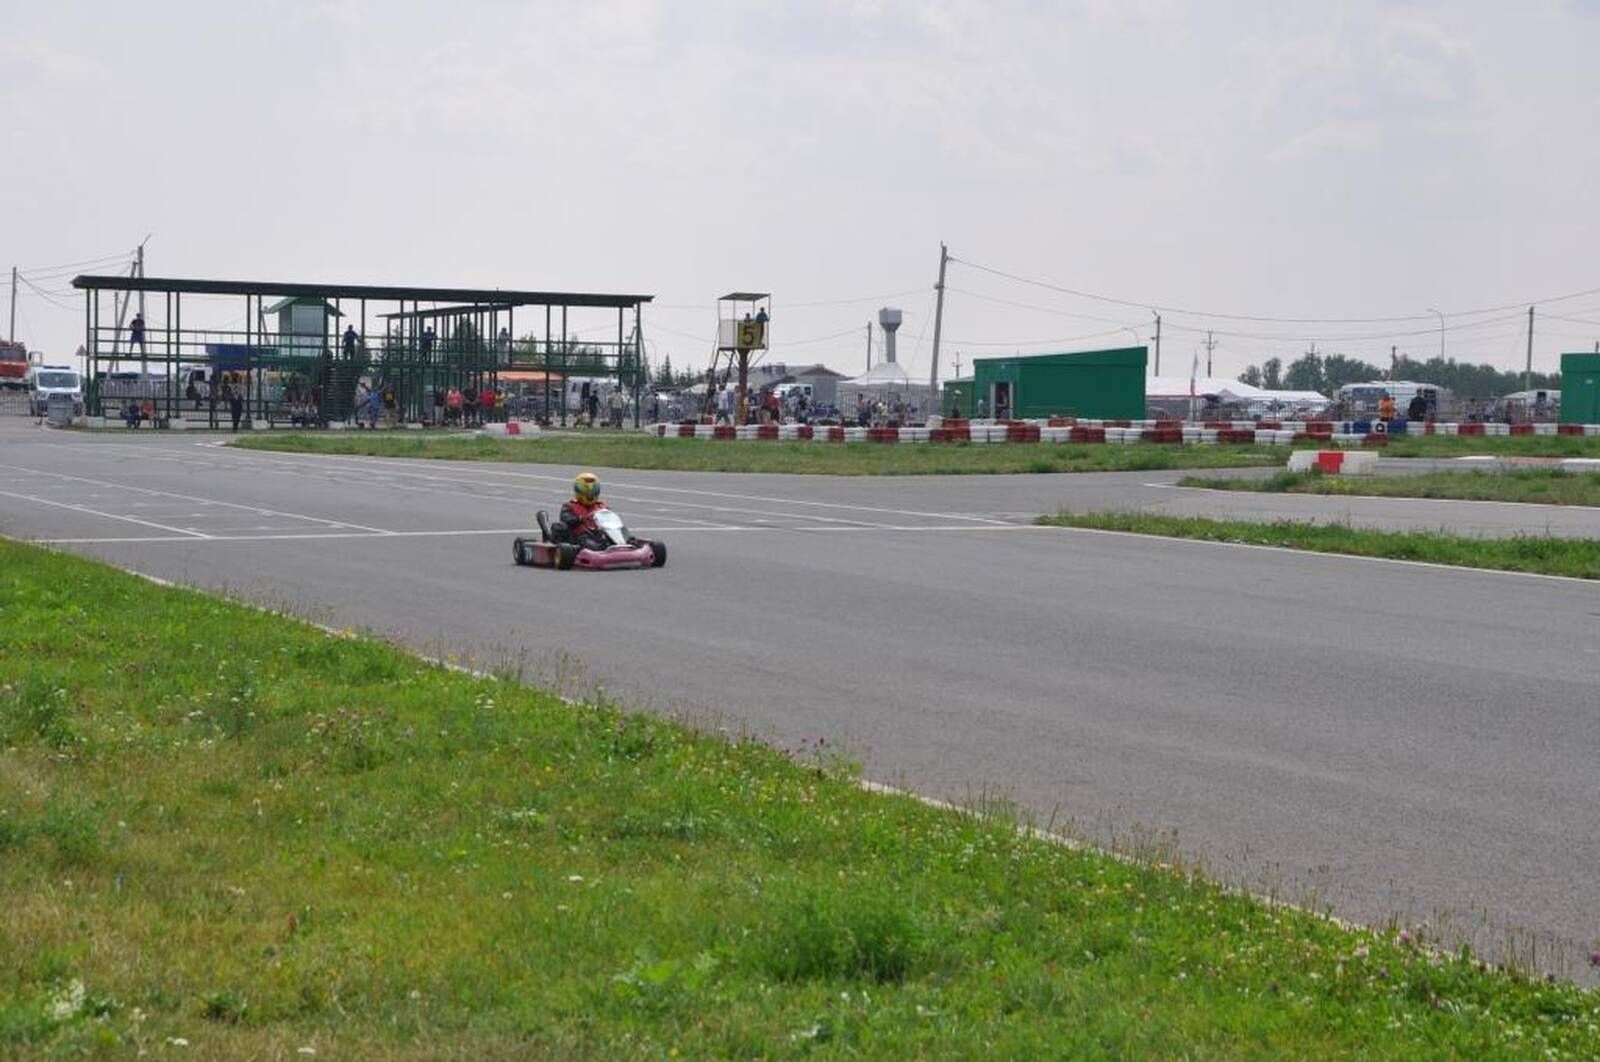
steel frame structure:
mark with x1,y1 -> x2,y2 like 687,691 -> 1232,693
71,275 -> 652,427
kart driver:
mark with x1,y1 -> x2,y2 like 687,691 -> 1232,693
556,472 -> 609,549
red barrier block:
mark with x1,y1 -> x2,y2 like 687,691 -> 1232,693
1304,421 -> 1333,433
1068,427 -> 1106,443
796,425 -> 814,440
1142,429 -> 1183,444
1458,423 -> 1485,436
868,427 -> 900,443
1559,424 -> 1584,436
1257,420 -> 1282,430
1104,419 -> 1132,428
1509,423 -> 1534,436
1362,433 -> 1389,446
823,426 -> 845,442
712,425 -> 736,440
1047,417 -> 1076,427
756,424 -> 778,440
1005,424 -> 1041,443
677,424 -> 696,437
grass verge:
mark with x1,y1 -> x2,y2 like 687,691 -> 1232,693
1038,511 -> 1600,579
1179,468 -> 1600,507
230,432 -> 1290,475
1382,434 -> 1600,459
3,540 -> 1598,1056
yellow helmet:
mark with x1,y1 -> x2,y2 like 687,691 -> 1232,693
573,472 -> 601,503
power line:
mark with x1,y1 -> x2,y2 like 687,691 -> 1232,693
19,251 -> 136,275
950,255 -> 1600,325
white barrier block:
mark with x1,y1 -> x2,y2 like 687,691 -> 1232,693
1584,424 -> 1600,437
1534,422 -> 1558,435
1287,449 -> 1379,475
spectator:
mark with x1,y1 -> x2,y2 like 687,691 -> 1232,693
755,306 -> 768,324
855,394 -> 869,427
608,387 -> 626,428
140,398 -> 156,427
364,383 -> 383,428
1378,392 -> 1396,422
1406,393 -> 1428,421
421,326 -> 436,358
977,396 -> 988,418
762,388 -> 780,425
381,382 -> 398,427
343,324 -> 359,359
129,313 -> 145,352
716,385 -> 733,425
355,381 -> 372,427
480,383 -> 497,424
122,400 -> 141,429
445,386 -> 463,426
493,388 -> 506,422
225,382 -> 245,432
649,394 -> 660,423
463,386 -> 479,427
497,328 -> 512,365
586,387 -> 601,427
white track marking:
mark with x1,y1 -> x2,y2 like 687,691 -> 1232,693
145,443 -> 1015,526
0,486 -> 212,538
29,524 -> 1054,546
0,463 -> 395,536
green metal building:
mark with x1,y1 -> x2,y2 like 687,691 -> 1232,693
967,347 -> 1147,419
1560,353 -> 1600,423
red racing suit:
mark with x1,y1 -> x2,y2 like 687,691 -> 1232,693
558,499 -> 608,547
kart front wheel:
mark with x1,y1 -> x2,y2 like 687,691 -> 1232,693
556,543 -> 579,570
649,540 -> 667,568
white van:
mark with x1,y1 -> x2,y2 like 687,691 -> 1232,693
30,365 -> 84,417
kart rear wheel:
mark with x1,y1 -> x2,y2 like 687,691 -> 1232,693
512,537 -> 529,566
649,540 -> 667,568
555,543 -> 579,570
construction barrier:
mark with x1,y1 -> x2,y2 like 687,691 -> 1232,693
1287,449 -> 1380,475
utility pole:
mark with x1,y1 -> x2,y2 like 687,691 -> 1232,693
953,352 -> 962,379
1203,330 -> 1216,377
1152,312 -> 1162,376
7,267 -> 15,343
928,242 -> 949,411
136,241 -> 147,374
865,322 -> 872,372
1525,305 -> 1534,393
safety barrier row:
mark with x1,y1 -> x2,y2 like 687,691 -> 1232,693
650,419 -> 1600,446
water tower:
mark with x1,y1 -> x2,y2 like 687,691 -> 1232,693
879,307 -> 903,363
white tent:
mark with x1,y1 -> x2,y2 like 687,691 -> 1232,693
838,361 -> 934,415
1147,376 -> 1327,412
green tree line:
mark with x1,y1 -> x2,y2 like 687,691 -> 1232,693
1238,352 -> 1560,398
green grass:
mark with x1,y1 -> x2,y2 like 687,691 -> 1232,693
231,432 -> 1291,475
1038,511 -> 1600,579
3,540 -> 1599,1057
1380,434 -> 1600,459
1180,468 -> 1600,507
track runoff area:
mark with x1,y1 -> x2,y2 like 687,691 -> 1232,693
2,425 -> 1599,978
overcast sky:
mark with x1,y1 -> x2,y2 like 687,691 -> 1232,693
5,0 -> 1599,381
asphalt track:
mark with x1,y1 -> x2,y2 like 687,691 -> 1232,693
2,423 -> 1597,976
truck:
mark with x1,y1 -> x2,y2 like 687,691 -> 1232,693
0,341 -> 29,389
30,365 -> 84,418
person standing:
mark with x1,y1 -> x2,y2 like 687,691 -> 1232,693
342,324 -> 359,359
129,313 -> 146,352
587,387 -> 601,427
225,380 -> 244,432
608,387 -> 626,428
1378,392 -> 1396,422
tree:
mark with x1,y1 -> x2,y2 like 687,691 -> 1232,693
1260,357 -> 1283,391
1320,354 -> 1385,391
1282,353 -> 1325,393
656,354 -> 674,388
1238,365 -> 1263,387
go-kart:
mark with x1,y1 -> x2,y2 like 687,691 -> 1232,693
513,508 -> 666,570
